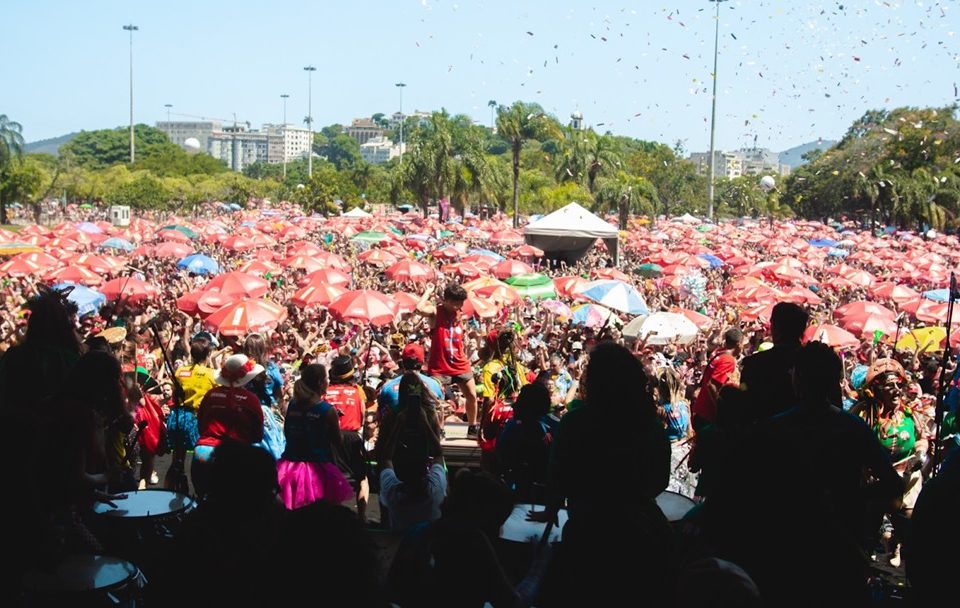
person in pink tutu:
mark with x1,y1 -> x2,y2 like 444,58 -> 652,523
277,363 -> 354,510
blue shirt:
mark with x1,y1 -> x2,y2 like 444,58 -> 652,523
281,400 -> 335,463
377,372 -> 445,418
663,401 -> 690,441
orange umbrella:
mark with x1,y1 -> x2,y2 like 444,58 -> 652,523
205,272 -> 270,299
305,268 -> 352,288
385,259 -> 435,283
204,299 -> 288,336
328,290 -> 398,326
290,283 -> 348,308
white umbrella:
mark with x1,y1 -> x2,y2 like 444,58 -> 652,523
634,312 -> 699,345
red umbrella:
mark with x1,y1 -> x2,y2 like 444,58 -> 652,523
488,230 -> 524,246
158,229 -> 192,243
131,245 -> 155,257
741,303 -> 777,324
237,259 -> 282,276
385,259 -> 436,283
781,286 -> 823,306
222,235 -> 256,251
205,272 -> 270,299
554,276 -> 590,299
803,324 -> 860,349
154,242 -> 194,258
100,277 -> 159,302
473,283 -> 521,306
432,246 -> 461,260
176,290 -> 238,317
0,252 -> 58,276
462,294 -> 499,319
492,259 -> 534,279
870,282 -> 919,304
442,262 -> 483,279
44,265 -> 103,286
835,301 -> 895,321
305,268 -> 352,288
65,254 -> 122,275
840,314 -> 899,339
281,255 -> 325,272
590,267 -> 631,282
358,249 -> 398,267
461,254 -> 498,269
204,299 -> 288,336
510,244 -> 544,258
290,283 -> 348,308
391,291 -> 421,315
315,252 -> 351,271
46,237 -> 81,251
843,269 -> 876,288
670,307 -> 714,330
328,290 -> 399,326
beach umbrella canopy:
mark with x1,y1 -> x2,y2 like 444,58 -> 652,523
385,259 -> 436,283
467,248 -> 505,261
636,263 -> 663,278
630,312 -> 699,345
670,307 -> 714,330
176,290 -> 238,317
473,283 -> 521,306
840,314 -> 899,339
571,303 -> 619,328
0,242 -> 43,256
44,265 -> 103,286
505,273 -> 556,300
870,282 -> 919,305
305,268 -> 352,288
835,301 -> 896,322
922,289 -> 951,302
540,299 -> 573,320
488,231 -> 524,246
154,242 -> 194,258
580,280 -> 649,315
590,267 -> 631,282
158,229 -> 192,243
63,254 -> 122,275
510,245 -> 544,258
286,241 -> 324,257
462,294 -> 499,319
100,277 -> 159,302
205,272 -> 270,299
492,259 -> 534,279
357,248 -> 398,267
204,298 -> 288,336
159,225 -> 199,239
328,290 -> 399,326
553,276 -> 590,299
53,283 -> 106,316
290,282 -> 348,308
281,255 -> 325,273
237,259 -> 282,276
0,252 -> 59,276
804,324 -> 860,349
895,327 -> 947,353
442,262 -> 483,279
351,230 -> 390,244
177,254 -> 221,276
391,291 -> 421,316
221,235 -> 256,251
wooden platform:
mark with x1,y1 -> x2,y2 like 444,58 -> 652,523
441,421 -> 482,469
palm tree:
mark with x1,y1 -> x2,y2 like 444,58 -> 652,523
487,100 -> 497,130
0,115 -> 26,224
496,102 -> 560,228
555,129 -> 622,193
595,172 -> 659,229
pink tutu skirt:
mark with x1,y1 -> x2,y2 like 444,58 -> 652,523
277,459 -> 354,510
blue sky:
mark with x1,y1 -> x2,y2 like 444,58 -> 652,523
4,0 -> 958,152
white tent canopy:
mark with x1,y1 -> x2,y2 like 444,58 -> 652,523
523,202 -> 619,264
342,207 -> 372,219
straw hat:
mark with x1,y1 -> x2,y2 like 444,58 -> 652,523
98,327 -> 127,344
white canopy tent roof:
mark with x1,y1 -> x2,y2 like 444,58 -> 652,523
523,202 -> 619,264
342,207 -> 372,219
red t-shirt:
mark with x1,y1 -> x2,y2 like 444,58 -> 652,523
427,306 -> 471,376
324,383 -> 364,432
196,386 -> 264,448
692,350 -> 738,424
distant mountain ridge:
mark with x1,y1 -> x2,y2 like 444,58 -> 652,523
24,132 -> 80,156
779,139 -> 836,168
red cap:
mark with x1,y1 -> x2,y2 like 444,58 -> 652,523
402,343 -> 425,365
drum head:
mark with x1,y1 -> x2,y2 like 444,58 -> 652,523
500,503 -> 568,543
656,491 -> 696,522
93,489 -> 195,518
22,555 -> 137,592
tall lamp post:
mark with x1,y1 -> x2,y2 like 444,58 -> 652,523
164,103 -> 172,125
395,82 -> 406,166
304,66 -> 316,178
706,0 -> 726,221
280,93 -> 290,178
123,24 -> 139,164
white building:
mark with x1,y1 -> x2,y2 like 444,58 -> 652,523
390,110 -> 432,127
157,120 -> 312,171
207,126 -> 275,172
155,121 -> 221,151
262,124 -> 312,162
688,148 -> 790,179
359,137 -> 403,165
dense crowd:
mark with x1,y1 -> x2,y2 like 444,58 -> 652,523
0,200 -> 958,606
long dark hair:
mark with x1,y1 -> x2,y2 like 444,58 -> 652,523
25,288 -> 81,354
585,341 -> 656,417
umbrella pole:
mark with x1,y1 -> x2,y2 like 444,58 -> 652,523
933,272 -> 957,474
892,313 -> 905,349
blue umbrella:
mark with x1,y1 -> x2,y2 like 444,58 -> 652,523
53,283 -> 106,317
228,203 -> 242,211
76,222 -> 103,234
922,289 -> 950,302
99,237 -> 134,252
177,254 -> 220,276
697,253 -> 723,268
808,238 -> 838,248
580,280 -> 650,316
468,248 -> 505,261
827,248 -> 849,258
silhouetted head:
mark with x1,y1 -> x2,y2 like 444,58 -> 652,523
770,303 -> 809,346
792,341 -> 843,407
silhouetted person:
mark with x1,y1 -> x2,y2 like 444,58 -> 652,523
740,302 -> 809,421
907,446 -> 960,603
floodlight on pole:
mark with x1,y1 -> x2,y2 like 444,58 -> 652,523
395,82 -> 406,166
304,66 -> 317,178
706,0 -> 727,221
123,24 -> 139,164
281,93 -> 290,178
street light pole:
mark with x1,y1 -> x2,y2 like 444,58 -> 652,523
123,24 -> 139,164
304,66 -> 316,178
706,0 -> 726,221
281,93 -> 290,179
164,103 -> 172,125
395,82 -> 406,166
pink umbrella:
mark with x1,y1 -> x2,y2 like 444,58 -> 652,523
158,229 -> 191,243
315,252 -> 351,271
870,282 -> 919,304
432,246 -> 461,260
204,298 -> 288,336
328,290 -> 399,326
540,299 -> 573,319
281,255 -> 325,272
442,262 -> 484,279
385,259 -> 436,283
803,324 -> 860,349
222,235 -> 256,251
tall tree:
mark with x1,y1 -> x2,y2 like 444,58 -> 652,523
0,115 -> 26,223
496,102 -> 561,227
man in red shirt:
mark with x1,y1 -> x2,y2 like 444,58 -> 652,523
324,355 -> 370,522
193,354 -> 265,498
417,282 -> 479,439
692,328 -> 743,432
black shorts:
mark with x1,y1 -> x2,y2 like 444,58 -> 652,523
335,431 -> 368,487
432,371 -> 474,385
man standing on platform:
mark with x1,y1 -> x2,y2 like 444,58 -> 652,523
417,282 -> 480,439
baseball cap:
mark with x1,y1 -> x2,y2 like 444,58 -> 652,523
191,330 -> 219,348
571,341 -> 583,351
402,343 -> 425,367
